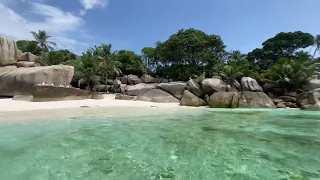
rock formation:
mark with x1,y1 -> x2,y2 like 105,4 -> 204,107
0,65 -> 74,96
137,89 -> 180,103
157,82 -> 187,99
180,90 -> 206,107
240,77 -> 263,91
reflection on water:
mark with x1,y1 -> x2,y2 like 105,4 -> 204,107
0,109 -> 319,180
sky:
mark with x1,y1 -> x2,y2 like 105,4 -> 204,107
0,0 -> 319,55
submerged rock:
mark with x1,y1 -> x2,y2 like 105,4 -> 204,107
180,90 -> 206,107
137,89 -> 179,103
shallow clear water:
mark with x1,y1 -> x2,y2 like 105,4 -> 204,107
0,109 -> 319,180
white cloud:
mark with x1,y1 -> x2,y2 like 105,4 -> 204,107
0,2 -> 89,53
80,0 -> 109,15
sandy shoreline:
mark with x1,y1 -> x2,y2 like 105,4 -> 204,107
0,94 -> 206,121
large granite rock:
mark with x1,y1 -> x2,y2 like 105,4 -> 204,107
180,90 -> 206,107
137,89 -> 180,103
125,83 -> 158,96
238,91 -> 276,108
32,85 -> 101,102
18,52 -> 40,62
208,92 -> 240,108
93,85 -> 109,92
157,82 -> 187,99
201,78 -> 226,95
0,37 -> 18,66
115,93 -> 137,100
0,65 -> 74,96
113,79 -> 121,88
127,74 -> 142,85
17,61 -> 40,68
120,76 -> 128,84
240,77 -> 263,91
141,74 -> 156,83
0,65 -> 17,75
278,96 -> 296,102
187,79 -> 204,97
297,88 -> 320,110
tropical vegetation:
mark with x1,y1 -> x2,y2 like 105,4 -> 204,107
16,29 -> 320,93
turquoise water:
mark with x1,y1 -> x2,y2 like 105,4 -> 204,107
0,109 -> 319,180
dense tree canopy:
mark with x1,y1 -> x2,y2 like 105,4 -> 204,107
248,31 -> 314,72
114,50 -> 146,76
16,40 -> 42,55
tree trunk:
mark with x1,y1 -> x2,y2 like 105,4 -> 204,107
312,47 -> 318,59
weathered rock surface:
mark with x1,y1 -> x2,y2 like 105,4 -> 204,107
0,65 -> 17,75
17,61 -> 40,67
278,96 -> 296,102
201,78 -> 226,95
127,74 -> 142,85
32,85 -> 101,102
0,37 -> 18,66
125,83 -> 158,96
157,82 -> 187,99
115,93 -> 137,100
0,65 -> 74,96
113,79 -> 121,88
187,79 -> 203,97
238,91 -> 276,108
240,77 -> 263,92
120,76 -> 128,84
93,85 -> 109,92
141,74 -> 156,83
18,52 -> 40,62
137,89 -> 179,103
303,63 -> 320,91
208,92 -> 240,108
297,88 -> 320,110
180,90 -> 206,107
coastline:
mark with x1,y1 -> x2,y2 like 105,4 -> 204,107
0,95 -> 206,121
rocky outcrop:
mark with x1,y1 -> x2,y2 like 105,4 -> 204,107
187,79 -> 204,97
278,96 -> 296,102
201,78 -> 226,95
113,79 -> 121,88
208,92 -> 240,108
0,37 -> 18,66
180,90 -> 206,107
0,65 -> 74,96
157,82 -> 187,99
18,52 -> 40,62
297,88 -> 320,110
141,74 -> 156,83
16,61 -> 40,68
240,77 -> 263,91
127,74 -> 142,85
137,89 -> 179,103
303,63 -> 320,91
115,93 -> 137,100
0,65 -> 17,75
93,85 -> 109,92
238,91 -> 276,108
125,83 -> 158,96
32,85 -> 102,102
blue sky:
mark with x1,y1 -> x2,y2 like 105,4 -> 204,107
0,0 -> 319,55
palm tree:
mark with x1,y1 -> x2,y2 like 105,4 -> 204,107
93,44 -> 122,84
312,34 -> 320,59
30,30 -> 56,52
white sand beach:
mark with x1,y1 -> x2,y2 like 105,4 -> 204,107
0,94 -> 204,121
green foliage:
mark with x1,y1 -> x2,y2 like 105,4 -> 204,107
30,30 -> 56,52
261,55 -> 316,92
248,31 -> 314,72
153,28 -> 226,80
16,40 -> 42,55
312,34 -> 320,58
114,50 -> 146,76
216,51 -> 258,86
192,72 -> 206,83
141,47 -> 157,72
40,49 -> 77,66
